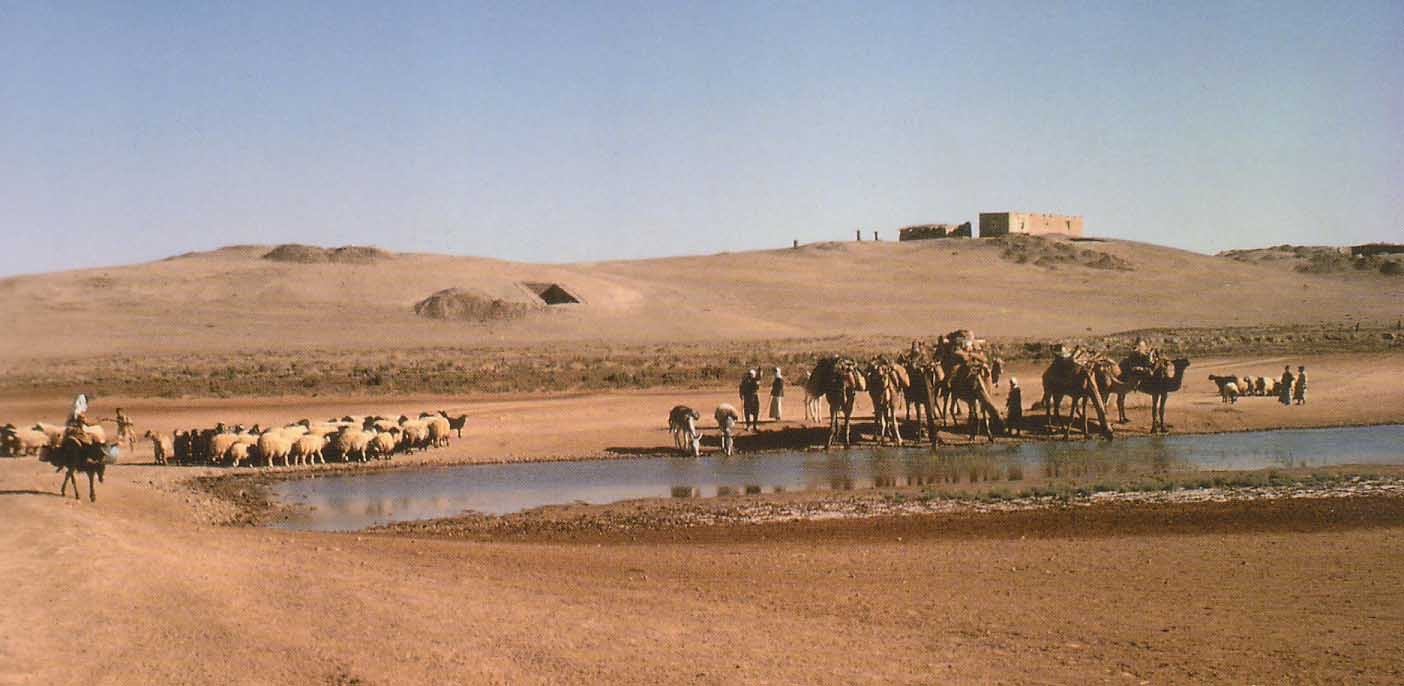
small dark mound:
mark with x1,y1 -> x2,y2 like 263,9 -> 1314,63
262,244 -> 392,264
993,234 -> 1132,271
413,288 -> 535,322
263,244 -> 329,263
328,246 -> 391,264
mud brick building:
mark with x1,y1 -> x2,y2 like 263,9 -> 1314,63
978,212 -> 1083,238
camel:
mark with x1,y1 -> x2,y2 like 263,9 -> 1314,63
1041,350 -> 1114,440
915,334 -> 1003,443
899,351 -> 934,437
865,358 -> 908,445
1139,358 -> 1191,433
1069,357 -> 1128,430
808,356 -> 866,449
946,356 -> 1004,442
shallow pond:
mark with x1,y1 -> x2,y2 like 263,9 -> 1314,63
270,424 -> 1404,531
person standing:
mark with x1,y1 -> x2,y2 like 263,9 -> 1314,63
1294,366 -> 1308,405
1279,365 -> 1294,406
768,367 -> 784,422
1005,378 -> 1023,437
739,369 -> 761,431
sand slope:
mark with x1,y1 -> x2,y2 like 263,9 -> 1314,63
2,237 -> 1400,359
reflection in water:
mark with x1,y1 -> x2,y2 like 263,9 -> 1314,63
271,425 -> 1404,531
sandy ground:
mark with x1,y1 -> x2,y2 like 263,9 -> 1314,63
3,350 -> 1404,684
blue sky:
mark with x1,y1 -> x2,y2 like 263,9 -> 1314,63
2,1 -> 1400,276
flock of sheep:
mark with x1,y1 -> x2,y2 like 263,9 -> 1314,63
1,421 -> 109,457
0,411 -> 469,467
1206,374 -> 1282,403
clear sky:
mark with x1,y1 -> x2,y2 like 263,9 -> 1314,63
2,1 -> 1400,276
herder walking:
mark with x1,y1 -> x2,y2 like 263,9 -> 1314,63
768,367 -> 784,421
1294,366 -> 1308,405
1279,365 -> 1294,406
102,407 -> 136,451
739,369 -> 761,431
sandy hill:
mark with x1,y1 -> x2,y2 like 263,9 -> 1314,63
1,237 -> 1401,361
1221,244 -> 1404,276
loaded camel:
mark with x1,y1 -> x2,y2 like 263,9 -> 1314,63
1041,347 -> 1114,440
807,356 -> 866,449
865,357 -> 908,445
946,355 -> 1004,442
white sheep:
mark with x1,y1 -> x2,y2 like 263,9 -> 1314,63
398,420 -> 430,453
143,430 -> 174,465
227,442 -> 253,468
369,430 -> 398,460
257,430 -> 295,467
420,414 -> 451,448
30,421 -> 104,446
209,433 -> 241,464
291,433 -> 329,465
5,426 -> 50,456
333,428 -> 376,462
33,422 -> 65,447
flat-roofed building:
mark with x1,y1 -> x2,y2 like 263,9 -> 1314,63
978,212 -> 1083,238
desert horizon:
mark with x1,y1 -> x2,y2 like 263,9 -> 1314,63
6,3 -> 1404,684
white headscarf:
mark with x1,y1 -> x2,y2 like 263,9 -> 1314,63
69,393 -> 89,421
773,367 -> 782,379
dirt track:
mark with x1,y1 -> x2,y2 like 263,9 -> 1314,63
3,350 -> 1404,684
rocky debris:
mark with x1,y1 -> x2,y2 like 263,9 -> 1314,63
262,244 -> 392,264
993,234 -> 1133,271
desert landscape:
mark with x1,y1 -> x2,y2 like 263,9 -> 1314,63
3,236 -> 1404,684
8,3 -> 1404,681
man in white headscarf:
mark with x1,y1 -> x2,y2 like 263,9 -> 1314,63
768,367 -> 784,421
63,393 -> 92,445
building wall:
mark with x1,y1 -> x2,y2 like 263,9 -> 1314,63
898,222 -> 971,241
978,212 -> 1083,238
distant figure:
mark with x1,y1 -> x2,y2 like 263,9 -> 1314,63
714,403 -> 740,456
1005,378 -> 1023,437
1279,365 -> 1294,406
102,407 -> 136,451
1294,366 -> 1308,405
739,369 -> 761,431
768,368 -> 784,421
